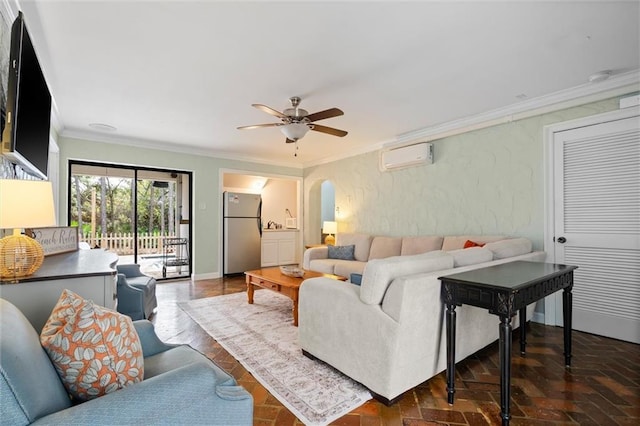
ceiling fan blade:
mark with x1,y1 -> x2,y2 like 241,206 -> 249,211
311,124 -> 348,137
306,107 -> 344,122
252,104 -> 288,119
285,138 -> 296,144
237,123 -> 281,130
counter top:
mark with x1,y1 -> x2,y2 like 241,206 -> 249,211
263,228 -> 299,232
1,249 -> 118,284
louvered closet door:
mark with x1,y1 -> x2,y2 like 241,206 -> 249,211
553,115 -> 640,344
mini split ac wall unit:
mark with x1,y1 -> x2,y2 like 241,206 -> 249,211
379,142 -> 433,171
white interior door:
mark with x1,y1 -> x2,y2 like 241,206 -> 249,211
552,114 -> 640,344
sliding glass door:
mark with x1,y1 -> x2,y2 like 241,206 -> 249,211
68,161 -> 192,280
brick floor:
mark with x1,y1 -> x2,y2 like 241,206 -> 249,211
152,276 -> 640,425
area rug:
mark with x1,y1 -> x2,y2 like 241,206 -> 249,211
178,291 -> 371,426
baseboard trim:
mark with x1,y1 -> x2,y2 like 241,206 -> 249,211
193,271 -> 221,280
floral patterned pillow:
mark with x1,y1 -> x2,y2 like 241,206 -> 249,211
40,289 -> 144,401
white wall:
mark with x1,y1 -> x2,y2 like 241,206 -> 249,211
320,180 -> 335,223
261,178 -> 298,228
304,95 -> 628,249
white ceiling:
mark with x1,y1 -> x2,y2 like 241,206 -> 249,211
12,1 -> 640,168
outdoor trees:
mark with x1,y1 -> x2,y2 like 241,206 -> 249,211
70,176 -> 177,250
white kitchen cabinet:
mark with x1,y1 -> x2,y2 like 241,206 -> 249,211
261,239 -> 280,266
261,230 -> 298,267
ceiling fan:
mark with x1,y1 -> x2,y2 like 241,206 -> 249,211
237,97 -> 348,144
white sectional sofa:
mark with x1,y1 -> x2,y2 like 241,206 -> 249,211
298,236 -> 544,404
303,233 -> 509,278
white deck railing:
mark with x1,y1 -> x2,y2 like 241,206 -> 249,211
80,232 -> 181,255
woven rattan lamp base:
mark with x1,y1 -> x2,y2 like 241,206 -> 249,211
0,233 -> 45,281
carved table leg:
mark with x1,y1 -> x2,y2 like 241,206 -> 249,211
519,307 -> 527,356
446,303 -> 456,405
563,286 -> 573,366
499,315 -> 512,426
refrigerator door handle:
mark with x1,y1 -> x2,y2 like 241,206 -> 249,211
258,199 -> 263,237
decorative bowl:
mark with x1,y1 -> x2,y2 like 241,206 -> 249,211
279,266 -> 304,278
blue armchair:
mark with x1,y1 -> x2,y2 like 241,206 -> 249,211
0,298 -> 253,425
117,264 -> 158,320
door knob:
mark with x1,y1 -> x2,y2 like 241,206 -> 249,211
557,237 -> 567,244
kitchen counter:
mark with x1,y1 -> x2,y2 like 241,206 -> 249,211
0,249 -> 118,332
263,228 -> 299,232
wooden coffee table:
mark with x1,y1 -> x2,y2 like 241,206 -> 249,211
244,267 -> 346,326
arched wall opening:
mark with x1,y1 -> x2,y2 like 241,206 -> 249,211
305,179 -> 335,245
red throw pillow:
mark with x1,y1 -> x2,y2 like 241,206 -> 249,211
464,240 -> 485,249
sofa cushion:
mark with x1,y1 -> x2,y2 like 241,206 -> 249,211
126,276 -> 154,289
333,260 -> 367,278
327,244 -> 355,260
448,247 -> 494,267
360,251 -> 454,305
335,233 -> 373,262
40,289 -> 144,401
484,238 -> 533,259
400,236 -> 444,255
368,237 -> 402,260
143,345 -> 235,387
0,299 -> 72,423
441,235 -> 506,251
308,258 -> 337,274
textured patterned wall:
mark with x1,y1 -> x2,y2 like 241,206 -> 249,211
1,157 -> 37,179
304,97 -> 624,249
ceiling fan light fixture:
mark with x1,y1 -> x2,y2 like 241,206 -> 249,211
280,122 -> 310,141
239,97 -> 346,143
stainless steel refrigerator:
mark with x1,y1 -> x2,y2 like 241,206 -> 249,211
223,192 -> 262,275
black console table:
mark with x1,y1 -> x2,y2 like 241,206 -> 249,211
439,261 -> 577,426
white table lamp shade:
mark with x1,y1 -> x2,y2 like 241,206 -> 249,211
322,221 -> 337,235
0,179 -> 56,280
322,221 -> 337,245
0,179 -> 56,229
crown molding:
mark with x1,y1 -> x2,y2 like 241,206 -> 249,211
393,70 -> 640,147
60,128 -> 304,170
304,70 -> 639,167
302,137 -> 392,168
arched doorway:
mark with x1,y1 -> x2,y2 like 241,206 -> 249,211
307,179 -> 335,245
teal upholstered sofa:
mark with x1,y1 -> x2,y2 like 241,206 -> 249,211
0,298 -> 253,425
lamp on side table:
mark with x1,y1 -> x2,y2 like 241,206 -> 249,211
322,221 -> 337,245
0,179 -> 56,281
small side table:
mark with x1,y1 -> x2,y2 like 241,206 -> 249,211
439,261 -> 577,426
304,244 -> 327,249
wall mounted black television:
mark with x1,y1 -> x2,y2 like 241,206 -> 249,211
1,11 -> 51,179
